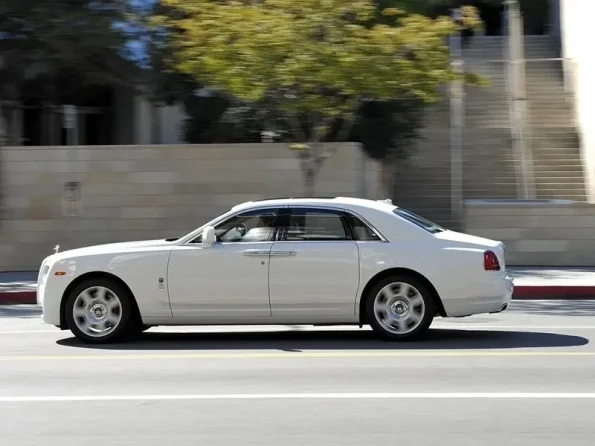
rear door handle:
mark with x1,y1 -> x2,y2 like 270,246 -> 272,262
243,249 -> 270,257
270,251 -> 297,257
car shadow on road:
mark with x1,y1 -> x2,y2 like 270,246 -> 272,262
56,327 -> 589,351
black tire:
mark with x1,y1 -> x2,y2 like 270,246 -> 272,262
365,274 -> 435,341
65,278 -> 135,344
129,323 -> 152,338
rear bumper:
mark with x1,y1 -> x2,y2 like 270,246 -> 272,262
442,273 -> 514,318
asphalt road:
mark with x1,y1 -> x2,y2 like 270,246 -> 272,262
2,300 -> 595,445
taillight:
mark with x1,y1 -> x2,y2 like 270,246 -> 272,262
484,250 -> 501,271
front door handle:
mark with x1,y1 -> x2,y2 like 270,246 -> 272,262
270,251 -> 297,257
243,249 -> 270,257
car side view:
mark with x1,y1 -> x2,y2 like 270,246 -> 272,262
37,197 -> 513,343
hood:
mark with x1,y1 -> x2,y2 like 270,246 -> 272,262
433,230 -> 502,249
51,239 -> 174,260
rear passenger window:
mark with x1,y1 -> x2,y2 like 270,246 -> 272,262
286,208 -> 350,241
347,215 -> 383,241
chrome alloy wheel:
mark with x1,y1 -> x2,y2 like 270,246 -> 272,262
72,286 -> 123,338
373,282 -> 426,335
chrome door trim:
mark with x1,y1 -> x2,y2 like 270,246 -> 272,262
270,251 -> 297,257
243,249 -> 271,257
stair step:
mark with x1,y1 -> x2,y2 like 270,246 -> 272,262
500,161 -> 583,168
536,192 -> 587,199
536,195 -> 587,201
533,163 -> 584,170
533,164 -> 583,170
528,106 -> 573,112
533,159 -> 582,164
536,184 -> 586,190
532,150 -> 581,156
528,97 -> 568,102
534,168 -> 584,173
533,179 -> 586,184
534,171 -> 585,177
530,116 -> 575,121
526,83 -> 565,88
533,162 -> 583,168
523,154 -> 581,160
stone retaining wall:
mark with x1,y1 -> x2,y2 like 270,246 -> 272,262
0,143 -> 381,270
464,200 -> 595,266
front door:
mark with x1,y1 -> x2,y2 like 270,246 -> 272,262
268,207 -> 360,318
167,208 -> 282,320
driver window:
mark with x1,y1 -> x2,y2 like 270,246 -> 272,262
194,209 -> 280,243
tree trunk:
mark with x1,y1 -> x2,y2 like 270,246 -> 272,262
150,101 -> 161,144
380,152 -> 399,200
380,159 -> 392,198
302,142 -> 324,197
304,170 -> 315,196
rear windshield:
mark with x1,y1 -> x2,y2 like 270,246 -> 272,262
392,208 -> 445,234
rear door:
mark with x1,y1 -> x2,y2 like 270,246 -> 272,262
268,207 -> 360,318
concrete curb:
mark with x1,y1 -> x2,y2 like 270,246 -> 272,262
2,286 -> 595,306
0,290 -> 37,305
512,285 -> 595,300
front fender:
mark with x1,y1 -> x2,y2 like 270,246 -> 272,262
41,248 -> 174,326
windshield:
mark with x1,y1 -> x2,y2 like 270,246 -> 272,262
392,208 -> 445,234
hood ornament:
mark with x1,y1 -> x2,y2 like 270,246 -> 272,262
54,245 -> 60,254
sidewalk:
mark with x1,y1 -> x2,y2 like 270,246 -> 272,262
509,267 -> 595,299
2,268 -> 595,305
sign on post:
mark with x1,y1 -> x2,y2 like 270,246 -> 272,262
63,105 -> 77,129
62,181 -> 83,217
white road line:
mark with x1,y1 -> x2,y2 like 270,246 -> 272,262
2,325 -> 595,335
432,325 -> 595,330
3,393 -> 595,403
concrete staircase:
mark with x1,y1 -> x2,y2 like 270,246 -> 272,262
390,35 -> 586,228
462,37 -> 518,200
391,97 -> 454,228
392,36 -> 518,229
523,35 -> 586,201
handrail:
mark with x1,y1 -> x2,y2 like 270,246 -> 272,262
505,0 -> 536,200
563,58 -> 578,127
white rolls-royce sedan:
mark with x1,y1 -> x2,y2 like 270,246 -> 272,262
37,197 -> 513,343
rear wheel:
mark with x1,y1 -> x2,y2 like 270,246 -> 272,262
65,278 -> 134,344
365,274 -> 434,341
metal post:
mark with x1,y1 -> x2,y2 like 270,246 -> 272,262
62,105 -> 82,218
505,0 -> 535,200
0,102 -> 5,148
0,100 -> 5,221
0,58 -> 5,148
450,8 -> 464,229
0,58 -> 6,221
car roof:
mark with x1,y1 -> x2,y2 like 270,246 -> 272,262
230,197 -> 398,213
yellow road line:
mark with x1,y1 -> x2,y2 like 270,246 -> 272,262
0,350 -> 594,361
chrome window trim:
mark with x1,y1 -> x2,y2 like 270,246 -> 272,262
178,206 -> 286,245
177,203 -> 390,245
282,204 -> 389,243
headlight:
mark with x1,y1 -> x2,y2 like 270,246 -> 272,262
40,264 -> 50,285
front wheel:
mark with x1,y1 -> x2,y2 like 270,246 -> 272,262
65,278 -> 134,344
365,275 -> 435,341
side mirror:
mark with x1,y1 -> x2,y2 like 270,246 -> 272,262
202,226 -> 216,249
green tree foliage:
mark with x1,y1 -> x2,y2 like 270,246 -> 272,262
155,0 -> 480,194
